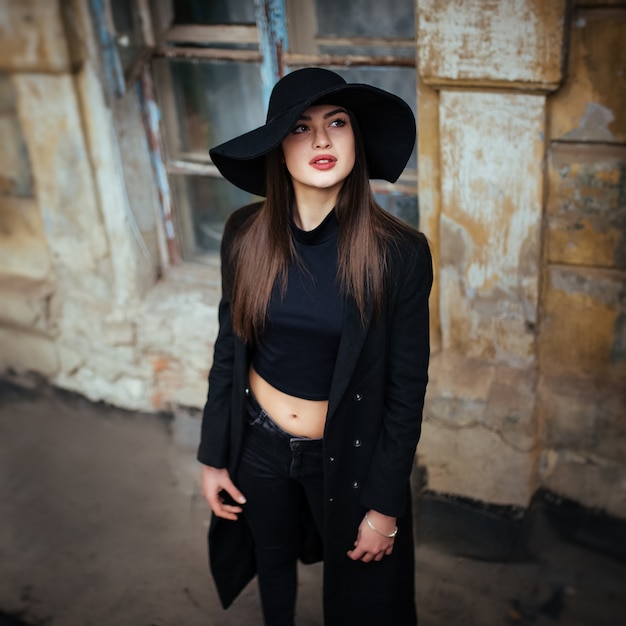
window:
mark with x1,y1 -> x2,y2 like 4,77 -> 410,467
151,0 -> 417,265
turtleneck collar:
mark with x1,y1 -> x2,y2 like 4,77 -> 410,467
290,209 -> 339,245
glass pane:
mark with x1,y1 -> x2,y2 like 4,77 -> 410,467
165,60 -> 264,157
173,0 -> 256,25
171,175 -> 260,261
315,0 -> 415,38
374,191 -> 419,229
110,0 -> 143,74
332,67 -> 417,171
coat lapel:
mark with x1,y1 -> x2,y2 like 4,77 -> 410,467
326,296 -> 372,424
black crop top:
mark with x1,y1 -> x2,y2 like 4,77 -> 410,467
252,210 -> 344,400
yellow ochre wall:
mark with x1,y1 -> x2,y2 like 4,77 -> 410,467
416,0 -> 625,516
0,0 -> 624,517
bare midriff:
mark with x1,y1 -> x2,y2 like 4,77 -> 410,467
248,365 -> 328,439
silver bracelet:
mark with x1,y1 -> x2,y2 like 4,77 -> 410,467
364,512 -> 398,538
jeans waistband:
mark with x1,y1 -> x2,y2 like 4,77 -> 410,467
245,388 -> 321,443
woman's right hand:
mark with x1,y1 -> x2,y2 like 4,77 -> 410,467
201,465 -> 247,520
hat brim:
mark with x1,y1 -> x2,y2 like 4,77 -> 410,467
209,83 -> 416,197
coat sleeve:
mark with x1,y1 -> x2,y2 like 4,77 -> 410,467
197,222 -> 237,468
359,233 -> 433,517
196,203 -> 260,468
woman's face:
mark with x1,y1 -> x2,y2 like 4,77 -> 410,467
281,104 -> 356,198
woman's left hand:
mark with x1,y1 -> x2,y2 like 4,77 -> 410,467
347,510 -> 396,563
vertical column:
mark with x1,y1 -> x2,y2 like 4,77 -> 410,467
416,0 -> 567,506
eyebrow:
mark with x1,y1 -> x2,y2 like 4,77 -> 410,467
297,108 -> 349,121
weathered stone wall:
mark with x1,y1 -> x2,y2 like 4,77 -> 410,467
0,0 -> 217,411
0,0 -> 624,519
417,0 -> 626,518
538,2 -> 626,515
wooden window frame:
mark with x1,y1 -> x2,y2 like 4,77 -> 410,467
147,0 -> 418,264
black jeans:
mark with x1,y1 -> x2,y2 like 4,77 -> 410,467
236,389 -> 324,626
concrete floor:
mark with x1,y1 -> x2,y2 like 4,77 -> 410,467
0,382 -> 624,626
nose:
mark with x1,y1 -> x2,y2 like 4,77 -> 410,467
313,128 -> 331,148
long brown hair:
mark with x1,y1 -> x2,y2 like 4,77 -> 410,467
229,114 -> 412,343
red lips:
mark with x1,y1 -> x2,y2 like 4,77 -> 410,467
309,154 -> 337,170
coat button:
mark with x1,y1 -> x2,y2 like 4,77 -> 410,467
353,439 -> 362,447
245,388 -> 250,396
329,456 -> 335,462
329,497 -> 334,502
352,481 -> 360,489
354,393 -> 363,401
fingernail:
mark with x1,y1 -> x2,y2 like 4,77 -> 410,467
238,496 -> 246,504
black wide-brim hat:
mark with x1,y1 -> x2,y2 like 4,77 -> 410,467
209,67 -> 416,197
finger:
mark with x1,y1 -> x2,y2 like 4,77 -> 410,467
221,503 -> 243,514
374,553 -> 384,561
218,475 -> 246,504
205,491 -> 242,516
360,553 -> 374,563
347,547 -> 365,561
213,501 -> 243,520
223,484 -> 247,505
213,508 -> 239,521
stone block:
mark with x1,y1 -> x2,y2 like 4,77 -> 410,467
53,364 -> 152,412
539,265 -> 626,381
136,279 -> 218,358
539,448 -> 626,519
101,315 -> 135,346
13,73 -> 114,300
546,143 -> 626,269
418,0 -> 566,89
538,375 -> 626,463
0,326 -> 58,376
418,416 -> 534,507
422,350 -> 537,506
549,8 -> 626,143
0,197 -> 52,281
53,333 -> 154,411
0,75 -> 34,197
439,90 -> 545,365
75,64 -> 155,304
55,296 -> 112,343
0,0 -> 70,72
150,357 -> 208,411
0,281 -> 56,334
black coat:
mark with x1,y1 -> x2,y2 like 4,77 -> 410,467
198,203 -> 433,626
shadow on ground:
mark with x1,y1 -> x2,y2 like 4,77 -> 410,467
0,382 -> 624,625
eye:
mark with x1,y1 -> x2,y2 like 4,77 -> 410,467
291,123 -> 309,134
330,117 -> 348,128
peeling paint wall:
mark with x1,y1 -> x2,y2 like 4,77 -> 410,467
0,0 -> 624,519
0,0 -> 216,412
418,0 -> 567,89
417,0 -> 626,517
537,2 -> 626,516
438,90 -> 543,365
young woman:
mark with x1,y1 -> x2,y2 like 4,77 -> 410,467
198,67 -> 432,626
